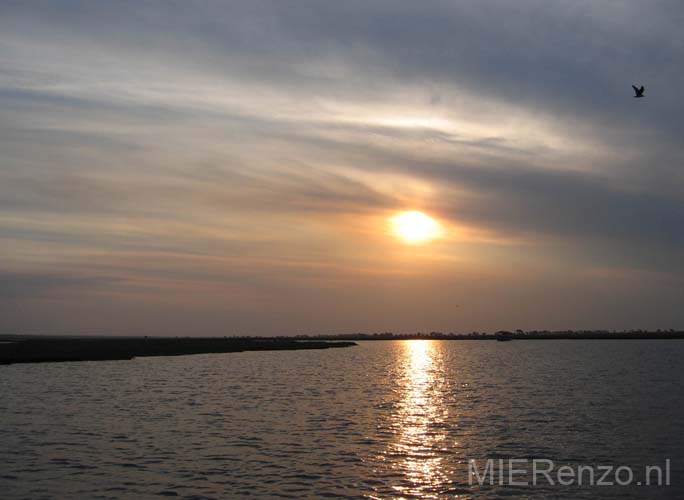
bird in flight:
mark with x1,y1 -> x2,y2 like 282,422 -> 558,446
632,85 -> 645,98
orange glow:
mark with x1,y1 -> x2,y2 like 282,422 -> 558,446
391,211 -> 442,244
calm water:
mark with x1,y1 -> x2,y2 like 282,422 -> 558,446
1,340 -> 683,499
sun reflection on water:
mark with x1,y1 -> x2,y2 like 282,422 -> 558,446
388,340 -> 451,498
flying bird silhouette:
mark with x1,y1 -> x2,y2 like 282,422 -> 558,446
632,85 -> 645,98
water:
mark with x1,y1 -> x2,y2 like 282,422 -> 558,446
1,340 -> 683,499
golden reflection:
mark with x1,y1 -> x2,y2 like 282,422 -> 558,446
388,340 -> 450,498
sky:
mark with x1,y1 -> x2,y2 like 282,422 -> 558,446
1,0 -> 683,335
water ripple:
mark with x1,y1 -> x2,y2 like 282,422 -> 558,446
1,341 -> 683,499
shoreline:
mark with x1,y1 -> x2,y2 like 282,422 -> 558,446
304,332 -> 684,341
3,331 -> 684,365
0,337 -> 357,366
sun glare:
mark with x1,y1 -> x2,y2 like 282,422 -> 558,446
391,211 -> 442,244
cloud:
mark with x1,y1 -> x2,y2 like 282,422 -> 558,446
0,1 -> 683,333
0,270 -> 116,300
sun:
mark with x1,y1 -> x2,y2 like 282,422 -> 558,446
391,211 -> 442,244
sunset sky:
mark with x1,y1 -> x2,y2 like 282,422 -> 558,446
1,1 -> 683,335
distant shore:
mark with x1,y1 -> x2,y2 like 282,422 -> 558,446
3,331 -> 683,365
0,337 -> 357,365
302,331 -> 684,341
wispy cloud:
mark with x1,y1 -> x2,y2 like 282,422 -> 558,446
1,1 -> 683,333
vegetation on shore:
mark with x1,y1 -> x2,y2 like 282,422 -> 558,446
297,330 -> 684,341
3,329 -> 682,365
0,337 -> 356,365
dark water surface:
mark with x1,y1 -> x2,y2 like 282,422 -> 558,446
1,340 -> 683,499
